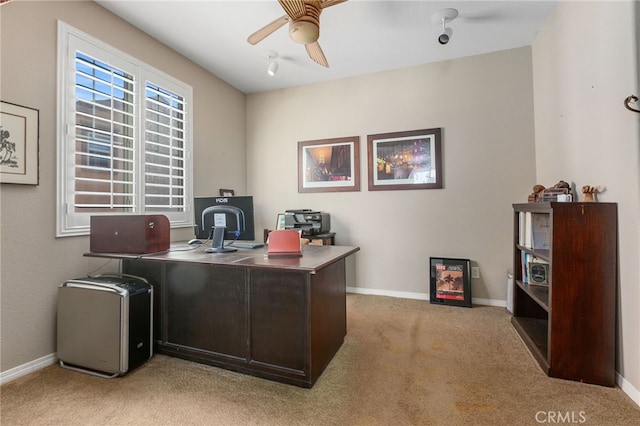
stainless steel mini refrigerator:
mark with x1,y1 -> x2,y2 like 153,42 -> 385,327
57,274 -> 153,378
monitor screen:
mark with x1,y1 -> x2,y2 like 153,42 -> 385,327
194,196 -> 255,241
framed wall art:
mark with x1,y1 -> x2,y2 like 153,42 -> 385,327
298,136 -> 360,193
1,101 -> 39,185
429,257 -> 472,308
367,128 -> 442,191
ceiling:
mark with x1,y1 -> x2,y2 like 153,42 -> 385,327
95,0 -> 558,94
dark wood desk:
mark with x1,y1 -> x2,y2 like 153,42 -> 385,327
86,244 -> 359,388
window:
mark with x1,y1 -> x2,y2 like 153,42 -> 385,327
57,22 -> 193,236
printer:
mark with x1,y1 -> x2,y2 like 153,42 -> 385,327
284,209 -> 331,236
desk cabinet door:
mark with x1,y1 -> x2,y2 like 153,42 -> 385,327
250,270 -> 308,373
165,263 -> 247,359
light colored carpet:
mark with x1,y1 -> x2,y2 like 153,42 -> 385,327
1,294 -> 639,425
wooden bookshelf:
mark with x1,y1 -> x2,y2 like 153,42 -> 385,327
512,202 -> 617,386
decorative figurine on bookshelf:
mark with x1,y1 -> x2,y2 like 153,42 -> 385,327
582,185 -> 601,202
542,180 -> 571,202
553,180 -> 571,190
528,180 -> 572,203
528,184 -> 546,203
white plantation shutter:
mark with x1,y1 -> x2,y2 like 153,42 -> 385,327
143,82 -> 186,212
57,22 -> 193,236
73,52 -> 137,212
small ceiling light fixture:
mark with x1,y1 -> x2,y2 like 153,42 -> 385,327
267,52 -> 279,77
431,8 -> 458,45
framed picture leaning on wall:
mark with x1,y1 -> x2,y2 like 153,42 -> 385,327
429,257 -> 472,308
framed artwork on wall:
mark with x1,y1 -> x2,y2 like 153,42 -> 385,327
298,136 -> 360,193
1,101 -> 39,185
429,257 -> 472,308
367,128 -> 442,191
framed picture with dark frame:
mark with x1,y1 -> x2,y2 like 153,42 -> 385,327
367,128 -> 442,191
219,189 -> 235,196
1,101 -> 39,185
298,136 -> 360,193
429,257 -> 472,308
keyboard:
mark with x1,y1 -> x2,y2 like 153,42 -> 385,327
228,242 -> 264,249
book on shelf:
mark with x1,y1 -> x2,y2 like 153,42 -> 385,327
524,212 -> 533,248
519,212 -> 526,246
518,211 -> 550,250
521,252 -> 530,283
531,213 -> 550,250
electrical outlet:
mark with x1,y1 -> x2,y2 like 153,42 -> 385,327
471,267 -> 480,279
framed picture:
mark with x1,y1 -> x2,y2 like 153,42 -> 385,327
298,136 -> 360,193
527,260 -> 549,286
275,213 -> 286,230
1,101 -> 39,185
429,257 -> 472,308
367,128 -> 442,191
219,189 -> 235,196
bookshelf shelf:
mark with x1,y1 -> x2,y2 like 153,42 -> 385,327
511,202 -> 617,387
515,279 -> 549,310
511,316 -> 549,373
516,245 -> 550,262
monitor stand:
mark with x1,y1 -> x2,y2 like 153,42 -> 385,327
205,227 -> 237,253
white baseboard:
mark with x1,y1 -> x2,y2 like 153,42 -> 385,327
617,371 -> 640,406
347,286 -> 428,301
346,286 -> 507,308
0,353 -> 57,385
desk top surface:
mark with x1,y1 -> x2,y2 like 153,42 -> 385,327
86,242 -> 360,272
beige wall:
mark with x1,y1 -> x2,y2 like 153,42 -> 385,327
0,1 -> 245,371
532,1 -> 639,400
246,47 -> 537,300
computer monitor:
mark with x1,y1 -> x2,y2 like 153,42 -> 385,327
193,196 -> 255,241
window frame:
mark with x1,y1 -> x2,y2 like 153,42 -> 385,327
56,21 -> 193,237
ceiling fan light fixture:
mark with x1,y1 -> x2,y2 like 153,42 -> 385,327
289,21 -> 319,44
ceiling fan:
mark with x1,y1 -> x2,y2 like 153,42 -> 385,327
247,0 -> 348,68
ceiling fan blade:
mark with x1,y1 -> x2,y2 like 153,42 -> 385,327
247,15 -> 289,45
319,0 -> 348,9
278,0 -> 307,20
305,41 -> 329,68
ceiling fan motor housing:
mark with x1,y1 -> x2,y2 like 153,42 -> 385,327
289,20 -> 319,44
288,3 -> 321,44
